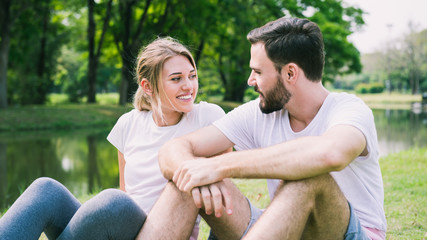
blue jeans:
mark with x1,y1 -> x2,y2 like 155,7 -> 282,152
0,177 -> 146,240
345,202 -> 371,240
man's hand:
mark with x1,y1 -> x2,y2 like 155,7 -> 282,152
191,181 -> 233,218
173,158 -> 224,192
173,159 -> 233,217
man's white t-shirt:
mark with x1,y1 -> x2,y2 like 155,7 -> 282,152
213,92 -> 387,232
107,101 -> 225,213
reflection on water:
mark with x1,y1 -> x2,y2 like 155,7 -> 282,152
0,128 -> 119,212
0,105 -> 426,212
374,106 -> 427,156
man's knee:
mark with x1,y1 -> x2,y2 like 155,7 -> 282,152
274,174 -> 341,205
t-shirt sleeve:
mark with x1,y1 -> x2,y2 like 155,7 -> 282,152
213,99 -> 259,150
107,112 -> 131,153
328,96 -> 379,157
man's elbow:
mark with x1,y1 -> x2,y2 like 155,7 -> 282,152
158,140 -> 175,179
321,150 -> 350,172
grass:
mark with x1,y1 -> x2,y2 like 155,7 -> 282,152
357,93 -> 422,110
0,92 -> 423,132
380,148 -> 427,239
0,94 -> 131,132
31,148 -> 427,240
0,92 -> 425,239
198,148 -> 427,239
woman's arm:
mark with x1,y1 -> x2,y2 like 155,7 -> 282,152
118,150 -> 126,192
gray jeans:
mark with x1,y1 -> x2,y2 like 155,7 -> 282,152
0,177 -> 146,240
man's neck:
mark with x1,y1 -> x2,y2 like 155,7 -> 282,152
287,83 -> 329,132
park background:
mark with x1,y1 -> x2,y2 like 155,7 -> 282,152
0,0 -> 426,239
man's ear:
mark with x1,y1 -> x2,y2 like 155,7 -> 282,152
141,78 -> 153,96
283,63 -> 298,83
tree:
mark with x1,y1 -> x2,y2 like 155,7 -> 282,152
87,0 -> 113,103
111,0 -> 154,105
204,0 -> 364,102
403,22 -> 425,94
6,0 -> 70,105
0,0 -> 16,108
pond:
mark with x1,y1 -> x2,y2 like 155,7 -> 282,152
1,106 -> 427,212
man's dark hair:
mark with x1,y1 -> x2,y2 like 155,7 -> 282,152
247,17 -> 325,82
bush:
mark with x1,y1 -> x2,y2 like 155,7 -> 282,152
244,87 -> 258,101
355,83 -> 385,94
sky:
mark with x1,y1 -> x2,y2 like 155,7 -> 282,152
344,0 -> 427,54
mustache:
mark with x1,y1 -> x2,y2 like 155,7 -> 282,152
254,85 -> 263,97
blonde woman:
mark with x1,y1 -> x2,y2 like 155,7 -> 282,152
0,37 -> 225,240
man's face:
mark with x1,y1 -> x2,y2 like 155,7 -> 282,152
248,43 -> 291,114
256,75 -> 291,114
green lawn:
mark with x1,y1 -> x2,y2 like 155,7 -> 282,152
0,92 -> 425,239
198,148 -> 427,239
32,148 -> 427,240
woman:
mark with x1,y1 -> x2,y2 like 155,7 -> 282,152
0,37 -> 225,240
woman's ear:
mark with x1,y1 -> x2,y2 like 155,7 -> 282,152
141,78 -> 153,96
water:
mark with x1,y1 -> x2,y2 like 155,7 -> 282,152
0,128 -> 119,211
1,107 -> 426,211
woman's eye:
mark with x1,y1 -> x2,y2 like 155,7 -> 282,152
171,77 -> 181,81
190,74 -> 197,79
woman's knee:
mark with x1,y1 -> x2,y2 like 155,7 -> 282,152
92,189 -> 146,220
28,177 -> 69,199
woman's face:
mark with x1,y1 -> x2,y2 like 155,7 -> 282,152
159,55 -> 198,118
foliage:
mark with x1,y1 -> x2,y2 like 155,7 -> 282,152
2,0 -> 366,106
355,82 -> 385,94
338,26 -> 427,95
7,0 -> 70,105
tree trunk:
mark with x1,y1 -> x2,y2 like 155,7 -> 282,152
117,0 -> 152,105
223,80 -> 247,102
34,0 -> 50,104
0,0 -> 11,109
87,0 -> 112,103
87,0 -> 97,103
119,53 -> 137,104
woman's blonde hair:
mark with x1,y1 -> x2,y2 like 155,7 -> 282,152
133,37 -> 196,118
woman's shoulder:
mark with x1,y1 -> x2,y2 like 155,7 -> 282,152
186,101 -> 225,125
193,101 -> 225,115
117,109 -> 151,125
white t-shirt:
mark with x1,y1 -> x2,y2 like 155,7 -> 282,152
213,92 -> 387,232
107,101 -> 225,213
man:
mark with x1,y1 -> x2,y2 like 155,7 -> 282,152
157,17 -> 387,239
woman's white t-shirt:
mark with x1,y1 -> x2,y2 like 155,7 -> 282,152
107,101 -> 225,213
213,93 -> 387,232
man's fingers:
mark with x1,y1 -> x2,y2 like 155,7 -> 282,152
219,181 -> 233,215
191,188 -> 202,208
200,186 -> 213,215
209,184 -> 224,218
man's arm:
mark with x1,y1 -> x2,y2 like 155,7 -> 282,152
158,125 -> 234,180
158,125 -> 235,217
173,124 -> 367,192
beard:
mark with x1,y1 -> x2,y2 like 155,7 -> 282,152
255,75 -> 291,114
